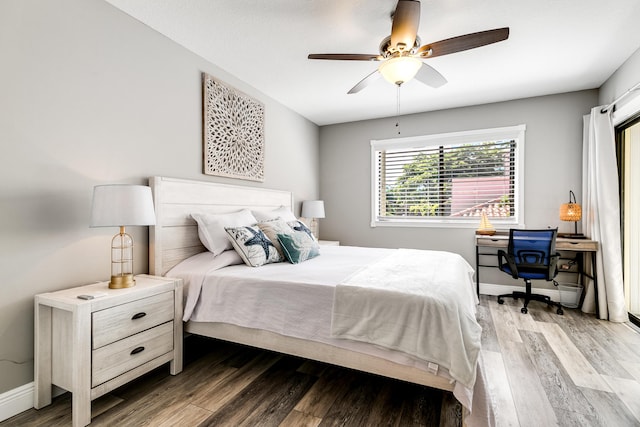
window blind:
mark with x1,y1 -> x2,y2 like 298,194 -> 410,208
375,139 -> 517,221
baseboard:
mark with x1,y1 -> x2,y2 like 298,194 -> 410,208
0,382 -> 33,422
0,383 -> 66,423
479,282 -> 560,299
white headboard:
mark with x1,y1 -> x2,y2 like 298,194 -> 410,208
149,176 -> 294,276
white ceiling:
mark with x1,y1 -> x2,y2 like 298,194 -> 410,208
105,0 -> 640,126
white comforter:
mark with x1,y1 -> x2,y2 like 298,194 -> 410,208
168,245 -> 494,426
332,249 -> 481,389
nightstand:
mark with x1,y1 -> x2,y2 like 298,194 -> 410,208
318,240 -> 340,246
34,275 -> 183,427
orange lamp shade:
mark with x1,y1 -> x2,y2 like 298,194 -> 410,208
559,202 -> 582,222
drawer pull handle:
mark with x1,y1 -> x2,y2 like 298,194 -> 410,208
131,312 -> 147,320
130,346 -> 145,355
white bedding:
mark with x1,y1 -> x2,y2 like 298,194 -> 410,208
333,249 -> 481,389
168,245 -> 494,426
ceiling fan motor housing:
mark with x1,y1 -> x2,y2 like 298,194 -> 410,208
379,35 -> 422,58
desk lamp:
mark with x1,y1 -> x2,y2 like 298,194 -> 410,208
90,184 -> 156,288
559,190 -> 584,238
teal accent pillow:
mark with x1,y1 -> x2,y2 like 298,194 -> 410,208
277,230 -> 320,264
225,226 -> 282,267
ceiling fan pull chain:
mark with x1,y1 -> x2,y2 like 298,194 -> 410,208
396,84 -> 401,135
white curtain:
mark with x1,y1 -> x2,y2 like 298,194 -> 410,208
582,107 -> 628,322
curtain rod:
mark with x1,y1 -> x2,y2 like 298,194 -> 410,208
601,81 -> 640,113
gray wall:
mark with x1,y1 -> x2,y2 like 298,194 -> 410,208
599,46 -> 640,106
318,91 -> 598,286
0,0 -> 319,393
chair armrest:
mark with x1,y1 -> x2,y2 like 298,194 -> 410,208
498,249 -> 519,279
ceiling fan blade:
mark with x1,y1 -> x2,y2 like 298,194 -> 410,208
414,63 -> 447,88
390,0 -> 421,51
348,70 -> 381,94
417,27 -> 509,58
308,53 -> 381,61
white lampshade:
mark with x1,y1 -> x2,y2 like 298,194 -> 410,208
378,56 -> 422,85
90,185 -> 156,227
301,200 -> 325,219
90,184 -> 156,289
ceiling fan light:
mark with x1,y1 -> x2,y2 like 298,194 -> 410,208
378,56 -> 422,85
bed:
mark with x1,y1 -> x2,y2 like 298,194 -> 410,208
148,176 -> 494,426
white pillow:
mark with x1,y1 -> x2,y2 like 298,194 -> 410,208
191,209 -> 257,255
252,206 -> 297,222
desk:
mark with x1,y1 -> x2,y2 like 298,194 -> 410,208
475,232 -> 599,311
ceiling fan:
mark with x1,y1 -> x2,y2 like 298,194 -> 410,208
308,0 -> 509,94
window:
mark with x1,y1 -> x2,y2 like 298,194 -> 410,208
616,115 -> 640,327
371,125 -> 525,228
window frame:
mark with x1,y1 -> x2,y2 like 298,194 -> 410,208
370,124 -> 526,228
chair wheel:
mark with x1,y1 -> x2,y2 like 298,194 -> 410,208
521,307 -> 528,314
557,307 -> 564,315
497,298 -> 504,305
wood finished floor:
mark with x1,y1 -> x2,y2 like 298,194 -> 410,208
4,295 -> 640,427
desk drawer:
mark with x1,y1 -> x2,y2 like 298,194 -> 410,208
476,237 -> 507,248
92,291 -> 174,349
92,321 -> 174,387
556,240 -> 599,251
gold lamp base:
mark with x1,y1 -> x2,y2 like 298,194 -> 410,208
109,274 -> 136,289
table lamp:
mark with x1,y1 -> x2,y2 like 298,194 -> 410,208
559,190 -> 584,238
301,200 -> 325,238
90,184 -> 156,288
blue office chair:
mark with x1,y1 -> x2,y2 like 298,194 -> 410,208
497,229 -> 563,315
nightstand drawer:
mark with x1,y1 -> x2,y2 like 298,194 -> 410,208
92,321 -> 174,387
92,291 -> 174,349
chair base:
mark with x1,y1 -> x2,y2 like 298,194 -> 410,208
497,280 -> 564,315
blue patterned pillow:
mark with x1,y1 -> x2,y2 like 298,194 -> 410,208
277,230 -> 320,264
225,226 -> 282,267
287,220 -> 317,241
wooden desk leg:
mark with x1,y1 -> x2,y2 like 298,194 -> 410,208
475,246 -> 480,296
591,251 -> 600,318
34,302 -> 52,409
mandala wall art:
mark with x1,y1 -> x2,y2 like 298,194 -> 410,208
202,73 -> 265,181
